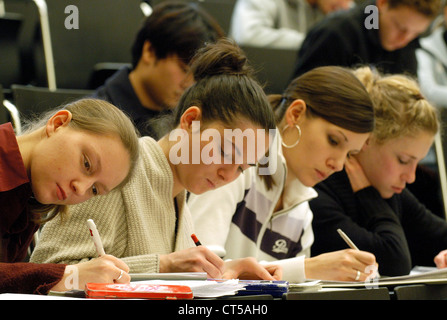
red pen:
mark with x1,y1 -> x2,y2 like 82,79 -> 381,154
191,234 -> 202,246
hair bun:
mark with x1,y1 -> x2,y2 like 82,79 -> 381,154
190,38 -> 253,80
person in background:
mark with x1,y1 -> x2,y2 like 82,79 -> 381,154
309,66 -> 447,276
417,3 -> 447,109
291,0 -> 444,218
0,98 -> 140,294
291,0 -> 441,78
30,39 -> 282,281
92,1 -> 224,138
229,0 -> 352,50
188,66 -> 378,283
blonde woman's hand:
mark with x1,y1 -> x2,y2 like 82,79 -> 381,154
434,250 -> 447,268
51,254 -> 130,291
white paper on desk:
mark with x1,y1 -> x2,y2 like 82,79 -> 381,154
133,279 -> 246,298
320,266 -> 447,288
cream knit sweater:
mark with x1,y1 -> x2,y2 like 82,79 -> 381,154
30,137 -> 196,273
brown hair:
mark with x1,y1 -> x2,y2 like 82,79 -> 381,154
387,0 -> 441,18
260,66 -> 375,189
270,66 -> 375,133
172,38 -> 276,132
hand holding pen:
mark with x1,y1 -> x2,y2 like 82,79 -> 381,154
50,219 -> 131,291
337,228 -> 380,281
87,219 -> 130,283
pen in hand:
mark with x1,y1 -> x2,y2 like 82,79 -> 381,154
191,233 -> 202,246
337,228 -> 359,250
337,228 -> 380,279
87,219 -> 106,256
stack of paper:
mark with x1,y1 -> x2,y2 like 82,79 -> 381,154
133,279 -> 246,298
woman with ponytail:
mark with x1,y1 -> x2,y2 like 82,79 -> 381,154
310,66 -> 447,276
31,39 -> 282,283
188,65 -> 379,283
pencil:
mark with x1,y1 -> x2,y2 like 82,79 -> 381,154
337,228 -> 359,250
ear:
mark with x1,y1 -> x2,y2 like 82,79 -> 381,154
179,106 -> 202,132
284,99 -> 307,127
45,110 -> 72,137
141,40 -> 156,65
361,136 -> 372,151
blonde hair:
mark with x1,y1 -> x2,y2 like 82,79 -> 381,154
23,98 -> 140,222
354,66 -> 439,144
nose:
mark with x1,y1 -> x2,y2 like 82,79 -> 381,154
71,178 -> 94,197
326,155 -> 345,172
401,166 -> 417,184
217,164 -> 241,184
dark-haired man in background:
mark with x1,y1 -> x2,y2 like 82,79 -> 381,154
92,1 -> 224,138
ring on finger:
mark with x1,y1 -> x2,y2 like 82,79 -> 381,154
355,270 -> 361,281
115,269 -> 124,281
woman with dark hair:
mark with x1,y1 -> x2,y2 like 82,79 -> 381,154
31,39 -> 282,283
189,66 -> 378,283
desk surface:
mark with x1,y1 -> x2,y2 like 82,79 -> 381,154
284,287 -> 391,300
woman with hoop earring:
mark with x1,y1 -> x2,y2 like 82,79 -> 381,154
189,66 -> 380,283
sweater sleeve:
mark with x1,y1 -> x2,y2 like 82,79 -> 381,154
399,189 -> 447,267
310,181 -> 412,276
30,190 -> 125,265
30,189 -> 161,274
0,262 -> 66,294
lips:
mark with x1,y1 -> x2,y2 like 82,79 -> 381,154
392,186 -> 404,193
206,179 -> 216,189
56,184 -> 67,201
315,169 -> 328,181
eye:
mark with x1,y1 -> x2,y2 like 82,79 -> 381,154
398,157 -> 409,165
220,147 -> 231,160
92,185 -> 98,196
328,135 -> 339,146
84,155 -> 91,171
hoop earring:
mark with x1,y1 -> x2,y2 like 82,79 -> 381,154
281,124 -> 301,148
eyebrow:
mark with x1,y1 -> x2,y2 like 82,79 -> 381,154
224,138 -> 242,157
337,130 -> 348,143
401,152 -> 418,160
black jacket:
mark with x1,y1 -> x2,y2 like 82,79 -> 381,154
291,0 -> 419,79
92,66 -> 168,139
310,169 -> 447,276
